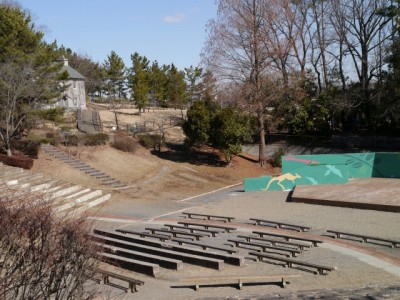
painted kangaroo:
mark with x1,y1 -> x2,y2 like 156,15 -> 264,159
262,173 -> 302,191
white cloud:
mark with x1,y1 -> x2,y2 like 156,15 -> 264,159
163,13 -> 187,24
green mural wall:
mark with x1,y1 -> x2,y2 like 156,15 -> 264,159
282,152 -> 400,179
244,152 -> 400,192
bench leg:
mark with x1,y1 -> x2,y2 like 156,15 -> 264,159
238,279 -> 243,290
195,283 -> 199,291
281,277 -> 286,288
128,282 -> 136,293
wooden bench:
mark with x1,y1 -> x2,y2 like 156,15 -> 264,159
327,230 -> 400,248
250,218 -> 311,232
253,231 -> 323,247
227,239 -> 301,257
97,269 -> 144,293
182,212 -> 235,223
97,252 -> 160,277
115,228 -> 171,241
249,252 -> 335,275
164,224 -> 220,237
237,235 -> 311,251
178,221 -> 236,233
92,233 -> 225,270
145,227 -> 205,241
171,238 -> 237,254
174,274 -> 300,290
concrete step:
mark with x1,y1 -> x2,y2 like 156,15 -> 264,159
53,190 -> 103,212
30,180 -> 59,192
65,188 -> 91,199
51,185 -> 82,198
0,165 -> 24,177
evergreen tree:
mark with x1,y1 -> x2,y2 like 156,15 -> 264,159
103,50 -> 127,99
167,64 -> 187,110
129,52 -> 150,114
0,2 -> 64,156
148,61 -> 169,107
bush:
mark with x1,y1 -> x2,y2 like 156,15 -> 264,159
0,191 -> 98,299
83,133 -> 109,146
30,107 -> 65,123
0,152 -> 34,169
138,134 -> 164,151
269,147 -> 286,168
63,134 -> 80,146
112,133 -> 137,153
10,140 -> 41,158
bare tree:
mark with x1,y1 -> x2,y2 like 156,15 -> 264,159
0,188 -> 98,299
0,56 -> 63,156
203,0 -> 274,166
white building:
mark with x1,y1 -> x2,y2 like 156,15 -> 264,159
57,57 -> 86,111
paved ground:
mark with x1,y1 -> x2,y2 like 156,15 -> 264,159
89,183 -> 400,300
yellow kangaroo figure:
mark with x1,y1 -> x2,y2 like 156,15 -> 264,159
262,173 -> 301,191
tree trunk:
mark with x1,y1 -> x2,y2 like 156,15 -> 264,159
6,148 -> 12,157
258,110 -> 267,166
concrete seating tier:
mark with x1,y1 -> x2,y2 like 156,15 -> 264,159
0,163 -> 112,216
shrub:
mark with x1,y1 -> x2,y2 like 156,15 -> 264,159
30,107 -> 65,123
138,134 -> 164,151
10,140 -> 41,158
112,133 -> 137,153
269,147 -> 286,168
0,191 -> 98,299
63,134 -> 80,146
45,131 -> 62,146
83,133 -> 109,146
0,152 -> 34,169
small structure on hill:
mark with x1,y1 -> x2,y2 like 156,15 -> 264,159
56,56 -> 86,111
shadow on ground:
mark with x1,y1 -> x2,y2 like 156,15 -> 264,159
152,143 -> 228,167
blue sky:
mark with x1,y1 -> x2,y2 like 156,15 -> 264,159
18,0 -> 217,70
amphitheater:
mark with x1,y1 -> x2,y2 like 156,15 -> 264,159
2,138 -> 400,300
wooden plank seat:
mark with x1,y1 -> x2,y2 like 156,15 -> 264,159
253,231 -> 323,247
326,230 -> 400,248
97,252 -> 160,277
164,224 -> 220,237
115,228 -> 171,241
145,227 -> 205,241
174,274 -> 300,290
97,269 -> 144,293
92,233 -> 225,270
182,212 -> 235,223
237,235 -> 311,251
250,218 -> 311,232
177,221 -> 236,233
171,238 -> 237,254
92,229 -> 244,266
227,239 -> 301,257
96,243 -> 183,270
249,252 -> 335,275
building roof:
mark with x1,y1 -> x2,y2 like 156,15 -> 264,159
60,64 -> 85,80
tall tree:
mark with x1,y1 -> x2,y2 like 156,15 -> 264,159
148,61 -> 169,107
167,64 -> 187,111
184,65 -> 203,105
203,0 -> 272,166
0,2 -> 64,156
103,50 -> 126,99
129,52 -> 150,114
